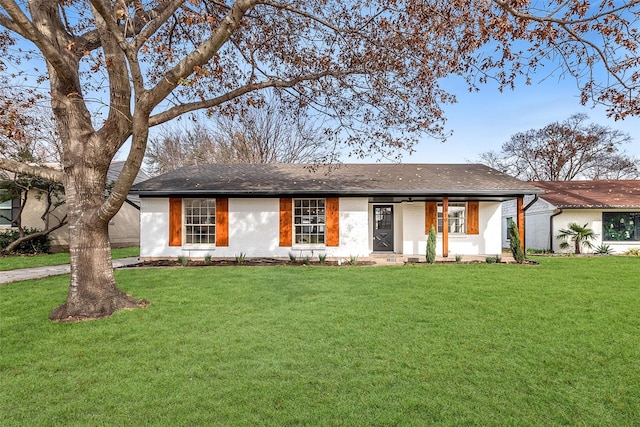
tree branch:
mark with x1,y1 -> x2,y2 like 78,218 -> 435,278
145,0 -> 257,110
0,0 -> 75,79
0,159 -> 64,183
149,71 -> 334,126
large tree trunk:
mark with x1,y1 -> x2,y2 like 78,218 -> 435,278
48,167 -> 145,322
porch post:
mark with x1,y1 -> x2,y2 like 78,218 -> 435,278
516,196 -> 525,252
442,197 -> 449,257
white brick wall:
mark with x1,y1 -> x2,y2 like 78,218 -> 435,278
141,197 -> 370,259
140,197 -> 507,259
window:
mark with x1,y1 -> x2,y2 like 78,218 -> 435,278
437,202 -> 466,233
602,212 -> 640,242
0,190 -> 12,226
184,199 -> 216,244
294,198 -> 325,244
506,217 -> 514,240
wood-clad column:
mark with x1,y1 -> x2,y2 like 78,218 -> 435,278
325,197 -> 340,247
279,198 -> 292,246
517,196 -> 525,251
442,197 -> 449,257
215,198 -> 229,246
168,198 -> 182,246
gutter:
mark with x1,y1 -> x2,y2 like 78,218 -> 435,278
523,194 -> 539,212
549,208 -> 563,252
131,188 -> 544,198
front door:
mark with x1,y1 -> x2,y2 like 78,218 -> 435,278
373,205 -> 394,252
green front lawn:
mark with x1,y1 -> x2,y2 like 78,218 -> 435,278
1,257 -> 639,425
0,246 -> 139,271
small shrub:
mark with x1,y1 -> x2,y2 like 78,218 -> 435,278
288,252 -> 297,262
485,256 -> 496,264
0,228 -> 51,255
204,254 -> 212,263
426,224 -> 437,264
495,254 -> 501,263
302,256 -> 310,265
178,256 -> 189,266
455,254 -> 462,263
235,252 -> 246,264
348,255 -> 358,265
594,244 -> 614,255
509,223 -> 526,264
623,248 -> 640,256
318,253 -> 327,264
527,248 -> 551,255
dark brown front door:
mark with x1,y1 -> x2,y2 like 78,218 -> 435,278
373,205 -> 394,252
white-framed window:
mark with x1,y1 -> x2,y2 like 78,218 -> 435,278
0,190 -> 12,226
437,202 -> 466,233
184,199 -> 216,244
294,198 -> 325,244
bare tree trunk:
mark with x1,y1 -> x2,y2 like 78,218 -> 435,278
48,167 -> 145,321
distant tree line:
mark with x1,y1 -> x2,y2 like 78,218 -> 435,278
479,114 -> 639,181
145,102 -> 331,176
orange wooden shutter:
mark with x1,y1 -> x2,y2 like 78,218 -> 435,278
425,201 -> 437,234
326,197 -> 340,247
279,198 -> 292,246
216,198 -> 229,246
168,198 -> 182,246
467,201 -> 479,235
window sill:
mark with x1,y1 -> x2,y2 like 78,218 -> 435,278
292,245 -> 326,251
181,245 -> 216,250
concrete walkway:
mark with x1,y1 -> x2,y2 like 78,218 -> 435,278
0,257 -> 140,285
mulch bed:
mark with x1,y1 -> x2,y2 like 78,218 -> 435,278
125,258 -> 375,268
124,257 -> 538,268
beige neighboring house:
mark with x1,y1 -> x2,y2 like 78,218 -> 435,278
0,161 -> 150,252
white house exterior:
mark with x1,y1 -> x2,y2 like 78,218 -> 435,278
132,164 -> 541,260
502,180 -> 640,254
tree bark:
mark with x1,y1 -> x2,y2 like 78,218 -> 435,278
48,166 -> 146,322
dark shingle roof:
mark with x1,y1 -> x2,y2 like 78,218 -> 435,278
108,161 -> 151,206
132,164 -> 540,200
532,180 -> 640,208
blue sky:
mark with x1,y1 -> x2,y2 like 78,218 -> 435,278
396,75 -> 640,165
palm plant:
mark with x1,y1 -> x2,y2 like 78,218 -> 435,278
556,223 -> 597,254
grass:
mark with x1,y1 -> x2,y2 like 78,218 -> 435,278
0,246 -> 139,271
1,257 -> 639,425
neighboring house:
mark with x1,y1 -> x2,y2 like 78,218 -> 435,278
502,180 -> 640,253
0,161 -> 149,251
131,164 -> 541,260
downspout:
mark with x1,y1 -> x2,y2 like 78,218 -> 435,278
549,208 -> 563,253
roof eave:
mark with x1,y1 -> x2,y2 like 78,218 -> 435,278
132,188 -> 543,198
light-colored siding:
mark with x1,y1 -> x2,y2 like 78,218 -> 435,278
502,196 -> 555,250
15,189 -> 140,251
